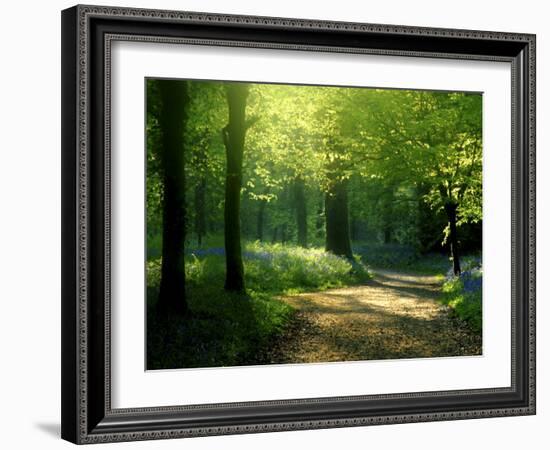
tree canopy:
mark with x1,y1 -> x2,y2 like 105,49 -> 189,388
146,78 -> 482,307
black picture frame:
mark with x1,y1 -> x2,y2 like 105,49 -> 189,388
61,4 -> 536,444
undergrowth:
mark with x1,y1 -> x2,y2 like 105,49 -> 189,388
147,242 -> 371,369
353,242 -> 449,275
441,258 -> 482,333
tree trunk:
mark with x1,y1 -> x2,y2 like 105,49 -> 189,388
256,200 -> 266,241
272,226 -> 278,243
222,83 -> 250,292
445,201 -> 461,275
382,195 -> 393,244
194,178 -> 206,246
294,177 -> 308,247
350,215 -> 357,241
281,223 -> 288,244
325,179 -> 353,259
383,225 -> 392,244
157,80 -> 188,315
316,198 -> 324,239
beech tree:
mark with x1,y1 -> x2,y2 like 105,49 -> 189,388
222,83 -> 254,292
156,79 -> 189,314
352,90 -> 482,273
146,79 -> 482,301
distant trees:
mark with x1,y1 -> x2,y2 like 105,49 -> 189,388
372,91 -> 482,274
293,176 -> 308,248
331,89 -> 482,272
146,79 -> 483,302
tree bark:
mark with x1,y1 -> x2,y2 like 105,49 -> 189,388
350,215 -> 357,241
271,226 -> 278,244
157,80 -> 188,315
316,198 -> 324,239
293,177 -> 308,247
383,225 -> 392,244
445,201 -> 461,275
325,178 -> 353,259
222,83 -> 250,292
281,223 -> 288,244
381,193 -> 393,244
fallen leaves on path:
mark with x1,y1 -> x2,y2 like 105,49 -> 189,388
266,269 -> 481,364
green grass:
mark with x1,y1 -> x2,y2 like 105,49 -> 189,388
147,242 -> 371,369
147,287 -> 294,369
441,274 -> 482,333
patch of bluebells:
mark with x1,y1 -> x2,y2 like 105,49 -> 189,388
353,243 -> 417,267
441,257 -> 482,332
445,256 -> 481,279
461,269 -> 482,294
187,247 -> 225,257
243,250 -> 274,262
446,257 -> 482,294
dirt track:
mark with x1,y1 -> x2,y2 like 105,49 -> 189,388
269,269 -> 481,363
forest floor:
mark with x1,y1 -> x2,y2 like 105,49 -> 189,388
266,269 -> 482,363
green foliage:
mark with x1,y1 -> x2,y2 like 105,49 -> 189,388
441,270 -> 482,333
148,241 -> 371,297
146,242 -> 371,368
353,243 -> 450,275
147,285 -> 293,369
243,242 -> 371,293
147,79 -> 482,256
145,78 -> 483,368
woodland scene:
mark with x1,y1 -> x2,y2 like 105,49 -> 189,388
146,78 -> 483,370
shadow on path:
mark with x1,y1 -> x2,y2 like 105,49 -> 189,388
269,268 -> 481,363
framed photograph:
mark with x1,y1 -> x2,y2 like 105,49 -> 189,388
61,4 -> 536,444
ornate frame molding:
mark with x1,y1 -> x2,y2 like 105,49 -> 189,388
61,4 -> 536,444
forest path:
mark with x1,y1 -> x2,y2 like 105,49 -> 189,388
269,269 -> 481,363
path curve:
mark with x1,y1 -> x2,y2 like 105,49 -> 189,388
268,269 -> 481,363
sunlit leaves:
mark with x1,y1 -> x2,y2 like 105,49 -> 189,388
147,78 -> 482,250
